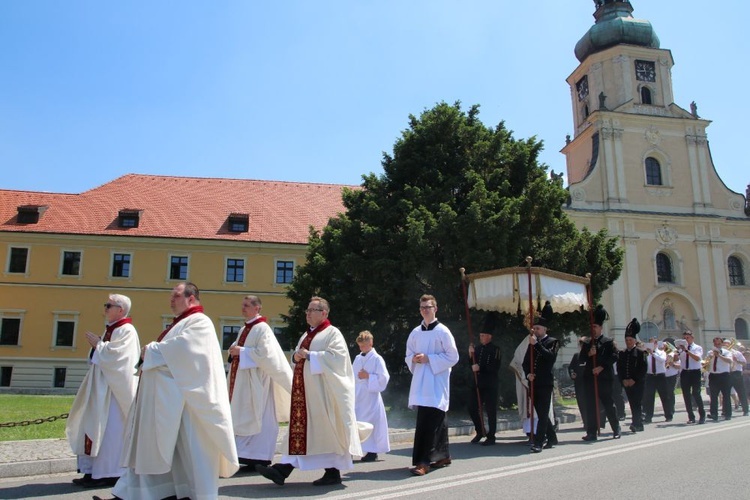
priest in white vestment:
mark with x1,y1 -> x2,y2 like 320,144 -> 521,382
109,282 -> 239,500
67,294 -> 140,489
352,330 -> 391,462
257,296 -> 362,487
405,294 -> 459,476
227,295 -> 292,470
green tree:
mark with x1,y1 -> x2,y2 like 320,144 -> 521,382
284,101 -> 623,408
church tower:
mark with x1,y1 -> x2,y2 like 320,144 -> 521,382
562,1 -> 750,343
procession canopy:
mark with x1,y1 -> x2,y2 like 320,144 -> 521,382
465,266 -> 590,314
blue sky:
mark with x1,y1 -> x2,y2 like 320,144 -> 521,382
1,1 -> 748,196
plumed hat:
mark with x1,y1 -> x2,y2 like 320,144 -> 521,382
533,315 -> 549,329
593,304 -> 609,326
624,318 -> 640,339
480,312 -> 498,335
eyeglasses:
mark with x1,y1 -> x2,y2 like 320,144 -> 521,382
104,303 -> 121,309
419,305 -> 435,310
305,308 -> 324,313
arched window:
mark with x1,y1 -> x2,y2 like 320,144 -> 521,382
645,157 -> 662,185
641,86 -> 652,105
736,318 -> 749,340
728,256 -> 745,286
657,252 -> 673,283
641,321 -> 659,340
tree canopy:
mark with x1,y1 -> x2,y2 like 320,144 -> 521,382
284,101 -> 623,404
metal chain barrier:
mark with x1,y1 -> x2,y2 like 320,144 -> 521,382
0,413 -> 69,428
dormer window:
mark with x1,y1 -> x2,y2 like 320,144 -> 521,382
118,209 -> 141,228
228,213 -> 249,233
16,205 -> 47,224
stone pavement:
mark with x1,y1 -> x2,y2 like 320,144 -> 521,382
0,406 -> 581,480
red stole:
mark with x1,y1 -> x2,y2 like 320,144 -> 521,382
84,317 -> 134,455
288,319 -> 331,455
228,316 -> 267,402
157,306 -> 204,342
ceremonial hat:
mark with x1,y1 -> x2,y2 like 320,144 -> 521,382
480,312 -> 498,335
624,318 -> 640,339
593,304 -> 609,326
533,315 -> 549,329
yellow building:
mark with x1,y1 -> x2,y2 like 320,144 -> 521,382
0,175 -> 349,390
561,1 -> 750,353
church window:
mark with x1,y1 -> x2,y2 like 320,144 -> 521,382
736,318 -> 749,340
656,253 -> 673,283
728,256 -> 745,286
640,86 -> 652,105
645,157 -> 662,186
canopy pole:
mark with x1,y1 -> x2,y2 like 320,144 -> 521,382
460,267 -> 485,438
586,273 -> 600,435
525,256 -> 535,444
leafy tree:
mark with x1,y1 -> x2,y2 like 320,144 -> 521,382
284,101 -> 623,409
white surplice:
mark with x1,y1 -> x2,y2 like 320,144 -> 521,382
115,312 -> 239,500
229,318 -> 292,461
510,337 -> 553,433
66,322 -> 140,479
352,348 -> 391,454
405,321 -> 459,412
279,324 -> 362,471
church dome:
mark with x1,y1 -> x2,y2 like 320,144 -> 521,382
574,1 -> 659,62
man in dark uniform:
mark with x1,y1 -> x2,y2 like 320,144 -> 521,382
579,304 -> 621,441
468,313 -> 501,446
568,339 -> 587,429
522,315 -> 559,453
617,319 -> 647,433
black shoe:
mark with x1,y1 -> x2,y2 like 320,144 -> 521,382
612,429 -> 621,439
481,437 -> 496,446
582,434 -> 597,442
313,468 -> 342,486
91,496 -> 122,500
256,464 -> 292,486
530,445 -> 543,453
543,441 -> 556,449
360,452 -> 378,462
470,434 -> 483,444
698,417 -> 706,424
81,477 -> 119,489
643,419 -> 652,424
72,474 -> 92,486
664,417 -> 673,422
710,415 -> 719,422
724,417 -> 731,421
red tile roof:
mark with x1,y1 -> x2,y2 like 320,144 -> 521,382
0,174 -> 353,244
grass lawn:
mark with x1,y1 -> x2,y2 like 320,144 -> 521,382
0,395 -> 74,442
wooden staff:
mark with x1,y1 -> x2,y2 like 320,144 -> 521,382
525,256 -> 536,443
460,267 -> 485,437
586,274 -> 600,434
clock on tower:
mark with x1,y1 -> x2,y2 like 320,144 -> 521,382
635,60 -> 656,82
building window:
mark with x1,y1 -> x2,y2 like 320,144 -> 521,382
112,253 -> 131,278
8,247 -> 29,273
728,256 -> 745,286
276,260 -> 294,284
222,325 -> 240,350
736,318 -> 749,340
226,258 -> 245,283
641,321 -> 659,340
645,157 -> 662,186
0,367 -> 11,387
640,86 -> 652,105
227,214 -> 249,233
53,367 -> 66,388
118,210 -> 141,228
0,318 -> 21,345
169,256 -> 188,280
16,205 -> 47,224
656,253 -> 673,283
55,321 -> 75,347
61,251 -> 81,276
